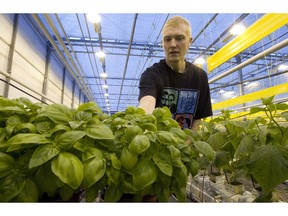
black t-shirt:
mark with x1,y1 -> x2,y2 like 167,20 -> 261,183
138,59 -> 213,129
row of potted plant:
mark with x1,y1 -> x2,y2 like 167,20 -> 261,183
190,95 -> 288,202
0,96 -> 215,202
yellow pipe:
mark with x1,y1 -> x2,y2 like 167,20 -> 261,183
212,82 -> 288,111
207,14 -> 288,72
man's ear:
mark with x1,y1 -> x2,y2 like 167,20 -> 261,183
189,37 -> 193,45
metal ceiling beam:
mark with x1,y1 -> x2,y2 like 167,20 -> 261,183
53,37 -> 286,62
192,13 -> 218,44
84,76 -> 139,81
116,13 -> 138,111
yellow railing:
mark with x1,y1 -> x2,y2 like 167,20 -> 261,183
212,82 -> 288,111
207,14 -> 288,72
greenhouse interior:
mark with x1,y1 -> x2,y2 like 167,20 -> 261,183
0,12 -> 288,204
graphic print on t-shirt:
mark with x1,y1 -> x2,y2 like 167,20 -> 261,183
160,88 -> 178,114
160,88 -> 199,129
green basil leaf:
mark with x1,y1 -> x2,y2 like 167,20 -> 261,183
104,183 -> 123,202
139,114 -> 157,124
14,179 -> 39,202
34,161 -> 59,197
157,187 -> 172,202
109,153 -> 121,170
54,130 -> 86,149
6,115 -> 22,127
15,123 -> 37,133
152,153 -> 172,176
128,134 -> 150,155
86,125 -> 114,140
106,166 -> 120,184
119,147 -> 138,171
132,159 -> 157,191
82,147 -> 103,161
83,157 -> 106,188
77,101 -> 102,113
29,144 -> 60,168
173,164 -> 188,188
0,174 -> 25,201
35,121 -> 54,135
5,133 -> 50,146
14,152 -> 36,176
156,131 -> 178,145
74,111 -> 93,122
189,159 -> 200,176
46,104 -> 73,124
167,145 -> 181,160
172,180 -> 186,202
0,153 -> 15,178
59,184 -> 75,201
139,123 -> 158,132
0,106 -> 25,115
125,125 -> 143,142
51,152 -> 83,190
170,127 -> 188,140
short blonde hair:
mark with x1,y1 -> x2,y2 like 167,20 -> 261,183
162,15 -> 192,38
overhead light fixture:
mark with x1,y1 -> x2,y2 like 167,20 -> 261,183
278,64 -> 288,71
102,84 -> 108,89
96,51 -> 105,58
104,93 -> 109,97
229,23 -> 246,35
100,72 -> 107,79
194,56 -> 206,65
87,13 -> 101,24
96,51 -> 105,63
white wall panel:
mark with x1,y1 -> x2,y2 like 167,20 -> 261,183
0,14 -> 87,108
9,51 -> 44,98
0,40 -> 9,96
49,54 -> 64,90
63,95 -> 72,107
74,86 -> 81,107
46,81 -> 62,104
0,77 -> 5,96
15,16 -> 46,77
0,14 -> 13,46
8,80 -> 42,103
62,74 -> 74,106
0,14 -> 13,97
0,40 -> 9,74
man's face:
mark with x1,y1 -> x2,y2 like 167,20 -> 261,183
162,24 -> 192,64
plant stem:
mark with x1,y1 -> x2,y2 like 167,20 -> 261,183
265,106 -> 284,136
251,174 -> 256,188
224,171 -> 229,184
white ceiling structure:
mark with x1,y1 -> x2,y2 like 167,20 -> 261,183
25,13 -> 288,114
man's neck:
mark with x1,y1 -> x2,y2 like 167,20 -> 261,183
167,60 -> 186,73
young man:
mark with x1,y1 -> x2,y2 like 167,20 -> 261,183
138,15 -> 213,131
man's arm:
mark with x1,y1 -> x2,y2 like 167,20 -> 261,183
138,95 -> 156,114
